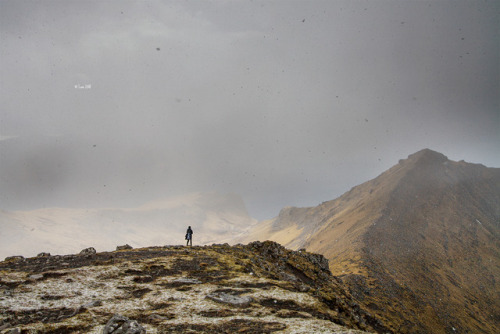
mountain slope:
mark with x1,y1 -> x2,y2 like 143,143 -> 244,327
0,192 -> 257,259
0,242 -> 382,333
239,149 -> 500,333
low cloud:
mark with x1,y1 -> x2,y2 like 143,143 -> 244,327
1,0 -> 498,219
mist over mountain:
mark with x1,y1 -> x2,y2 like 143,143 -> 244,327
2,148 -> 499,332
0,192 -> 257,259
1,1 -> 498,331
239,149 -> 500,333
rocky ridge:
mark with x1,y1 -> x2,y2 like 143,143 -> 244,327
239,149 -> 500,333
0,242 -> 385,333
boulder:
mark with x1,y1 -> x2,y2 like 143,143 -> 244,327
102,314 -> 146,334
206,291 -> 253,307
300,252 -> 330,273
132,275 -> 154,283
4,256 -> 24,262
37,252 -> 51,257
147,314 -> 174,322
28,274 -> 44,281
172,278 -> 202,284
82,300 -> 103,308
80,247 -> 97,256
116,244 -> 133,251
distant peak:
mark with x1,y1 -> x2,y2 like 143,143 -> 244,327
404,149 -> 448,164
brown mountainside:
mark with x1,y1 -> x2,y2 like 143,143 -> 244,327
240,149 -> 500,333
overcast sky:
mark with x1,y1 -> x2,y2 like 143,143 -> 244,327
1,0 -> 499,219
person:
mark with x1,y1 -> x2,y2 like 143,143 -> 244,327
185,226 -> 193,246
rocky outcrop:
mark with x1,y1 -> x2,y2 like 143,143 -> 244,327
116,244 -> 133,251
36,253 -> 51,257
79,247 -> 97,256
102,314 -> 145,334
0,242 -> 378,333
206,291 -> 253,307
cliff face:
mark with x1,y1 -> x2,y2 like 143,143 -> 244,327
0,242 -> 383,333
240,149 -> 500,333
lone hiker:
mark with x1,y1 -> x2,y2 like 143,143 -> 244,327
185,226 -> 193,246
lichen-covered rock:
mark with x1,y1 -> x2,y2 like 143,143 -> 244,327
172,277 -> 201,284
248,240 -> 286,259
28,273 -> 44,280
102,314 -> 146,334
37,252 -> 51,257
116,244 -> 133,251
79,247 -> 97,256
82,299 -> 103,308
4,256 -> 24,262
206,291 -> 253,307
301,252 -> 330,273
0,243 -> 379,333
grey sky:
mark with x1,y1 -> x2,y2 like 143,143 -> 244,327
1,0 -> 499,219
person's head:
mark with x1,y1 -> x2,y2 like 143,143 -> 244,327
188,226 -> 191,228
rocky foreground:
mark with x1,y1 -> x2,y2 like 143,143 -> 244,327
0,242 -> 387,333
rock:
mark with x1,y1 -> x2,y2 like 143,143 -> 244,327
4,256 -> 24,262
37,252 -> 51,257
0,323 -> 9,330
68,300 -> 103,317
296,283 -> 311,292
82,299 -> 103,308
133,275 -> 154,283
116,244 -> 133,251
249,241 -> 285,259
80,247 -> 97,256
206,291 -> 253,307
172,278 -> 202,284
147,314 -> 174,322
102,314 -> 146,334
301,252 -> 330,273
28,274 -> 44,281
280,272 -> 298,282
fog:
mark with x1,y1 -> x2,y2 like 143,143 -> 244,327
1,0 -> 498,219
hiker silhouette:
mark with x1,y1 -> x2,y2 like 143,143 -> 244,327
185,226 -> 193,246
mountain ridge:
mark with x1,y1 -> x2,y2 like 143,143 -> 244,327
239,148 -> 500,333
